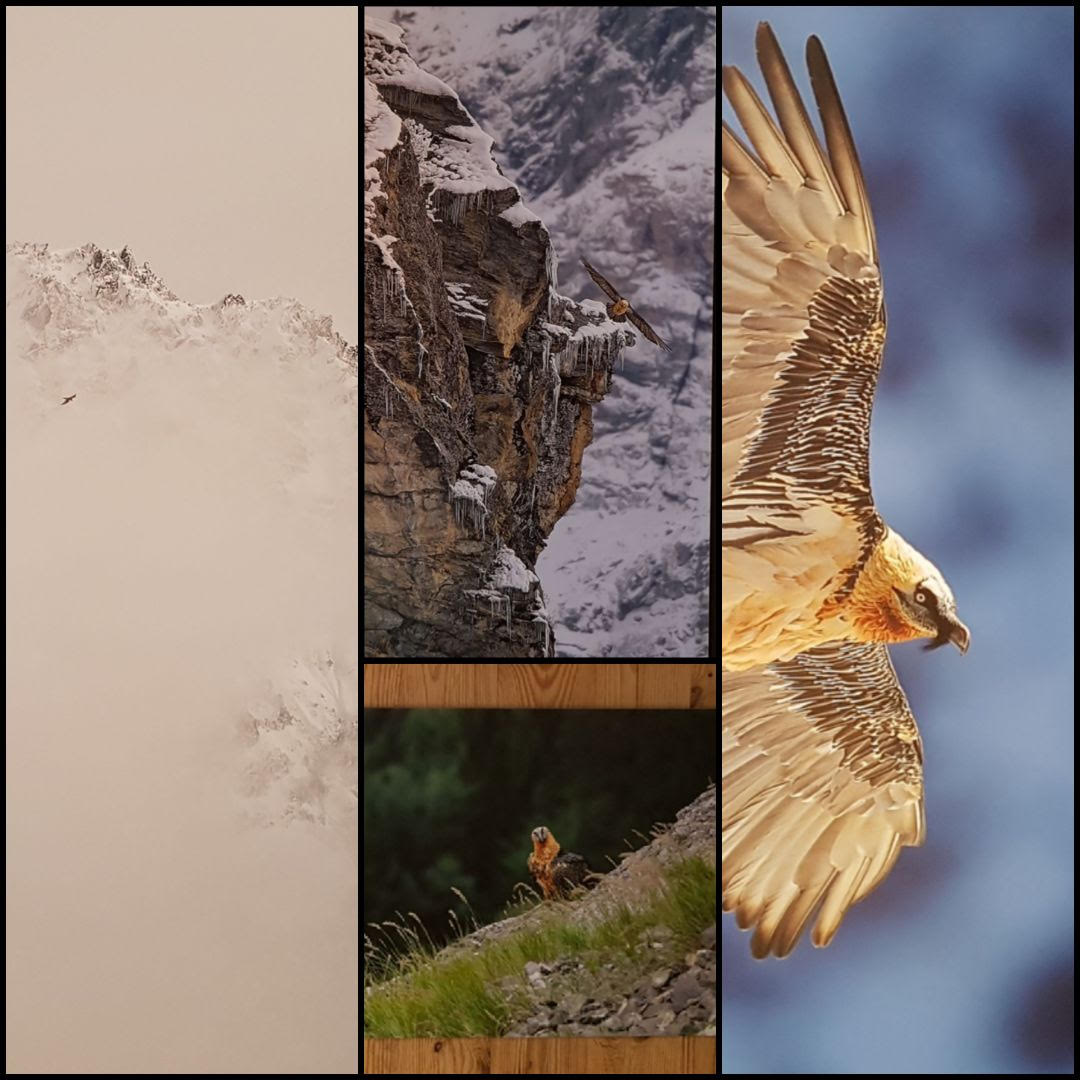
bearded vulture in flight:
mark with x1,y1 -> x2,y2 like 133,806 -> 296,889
581,259 -> 671,351
722,24 -> 970,958
61,394 -> 77,405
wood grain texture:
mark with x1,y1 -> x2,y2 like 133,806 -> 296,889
362,1036 -> 716,1074
363,664 -> 716,710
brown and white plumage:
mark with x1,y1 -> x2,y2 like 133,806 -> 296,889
581,259 -> 671,351
724,641 -> 923,958
722,25 -> 969,956
527,825 -> 596,899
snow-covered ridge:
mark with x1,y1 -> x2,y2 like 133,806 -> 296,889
7,241 -> 357,375
365,15 -> 462,105
365,12 -> 538,270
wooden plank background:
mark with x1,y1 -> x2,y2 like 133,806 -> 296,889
363,662 -> 717,1074
363,662 -> 716,710
362,1036 -> 716,1074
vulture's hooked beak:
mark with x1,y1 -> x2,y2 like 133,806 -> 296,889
925,612 -> 970,654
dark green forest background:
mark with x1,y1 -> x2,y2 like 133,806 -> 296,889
364,709 -> 717,947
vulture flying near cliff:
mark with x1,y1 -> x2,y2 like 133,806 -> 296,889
722,24 -> 969,958
581,259 -> 671,351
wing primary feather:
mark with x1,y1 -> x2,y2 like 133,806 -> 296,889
722,65 -> 804,183
771,873 -> 837,958
810,855 -> 873,948
753,22 -> 845,214
805,34 -> 877,261
722,121 -> 768,179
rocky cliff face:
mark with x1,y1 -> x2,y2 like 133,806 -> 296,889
369,6 -> 714,657
365,17 -> 630,657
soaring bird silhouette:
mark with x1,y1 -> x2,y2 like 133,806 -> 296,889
581,259 -> 671,351
61,394 -> 77,405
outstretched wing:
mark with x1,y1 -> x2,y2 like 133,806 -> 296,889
723,641 -> 924,958
723,24 -> 884,558
626,307 -> 671,352
581,258 -> 622,303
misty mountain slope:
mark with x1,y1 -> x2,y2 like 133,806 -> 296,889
239,651 -> 359,846
369,7 -> 714,656
6,240 -> 359,1072
7,241 -> 358,834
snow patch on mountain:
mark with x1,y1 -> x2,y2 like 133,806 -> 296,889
239,651 -> 358,849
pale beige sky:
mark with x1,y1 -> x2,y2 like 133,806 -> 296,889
6,5 -> 358,342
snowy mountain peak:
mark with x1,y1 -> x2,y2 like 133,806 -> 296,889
7,241 -> 356,376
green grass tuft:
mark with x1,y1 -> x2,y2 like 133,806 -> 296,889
363,856 -> 716,1037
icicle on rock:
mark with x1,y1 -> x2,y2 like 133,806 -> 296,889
534,617 -> 551,657
452,486 -> 487,539
443,188 -> 492,227
449,464 -> 497,539
416,324 -> 427,381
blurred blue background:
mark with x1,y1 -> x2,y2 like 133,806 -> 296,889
723,6 -> 1074,1074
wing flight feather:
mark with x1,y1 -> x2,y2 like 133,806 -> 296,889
723,23 -> 884,559
627,308 -> 671,352
806,34 -> 877,261
753,23 -> 847,218
722,641 -> 924,958
580,259 -> 621,303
